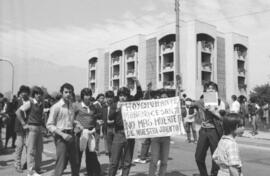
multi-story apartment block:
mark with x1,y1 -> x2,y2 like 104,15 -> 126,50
88,20 -> 249,102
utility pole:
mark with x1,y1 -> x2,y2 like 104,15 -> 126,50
175,0 -> 181,96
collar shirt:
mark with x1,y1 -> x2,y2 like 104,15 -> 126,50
230,101 -> 240,113
73,102 -> 96,129
81,102 -> 90,113
46,99 -> 75,133
213,135 -> 242,176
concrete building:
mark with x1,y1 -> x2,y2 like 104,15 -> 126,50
88,20 -> 249,101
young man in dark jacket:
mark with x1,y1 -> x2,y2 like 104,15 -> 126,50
108,78 -> 143,176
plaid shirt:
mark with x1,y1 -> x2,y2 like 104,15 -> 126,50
213,135 -> 242,176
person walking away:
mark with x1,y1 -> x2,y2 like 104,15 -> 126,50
46,83 -> 83,176
213,113 -> 244,176
17,86 -> 45,176
14,85 -> 31,173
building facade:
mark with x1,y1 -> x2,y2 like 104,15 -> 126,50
88,20 -> 249,102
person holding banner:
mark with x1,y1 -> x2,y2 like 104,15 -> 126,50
108,78 -> 143,176
148,89 -> 171,176
194,81 -> 226,176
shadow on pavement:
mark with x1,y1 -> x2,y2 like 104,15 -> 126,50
133,171 -> 187,176
0,159 -> 13,167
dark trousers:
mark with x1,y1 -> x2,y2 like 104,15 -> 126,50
54,134 -> 79,176
104,127 -> 114,159
185,122 -> 197,141
195,128 -> 220,176
79,147 -> 101,176
140,138 -> 151,160
109,131 -> 135,176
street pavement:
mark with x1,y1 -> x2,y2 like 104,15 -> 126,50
1,131 -> 270,176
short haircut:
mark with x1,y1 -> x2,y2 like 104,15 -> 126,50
105,91 -> 114,98
89,97 -> 96,102
31,86 -> 44,98
203,81 -> 219,92
223,113 -> 242,135
231,95 -> 237,101
60,83 -> 74,93
96,93 -> 105,100
80,88 -> 92,99
183,93 -> 187,98
18,85 -> 31,96
117,87 -> 130,97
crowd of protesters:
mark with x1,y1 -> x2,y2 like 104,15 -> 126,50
0,79 -> 269,176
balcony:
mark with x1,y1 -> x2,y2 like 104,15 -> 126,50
161,42 -> 174,54
238,84 -> 247,90
163,81 -> 174,88
163,62 -> 174,72
202,62 -> 212,72
238,68 -> 246,77
112,57 -> 120,65
90,77 -> 96,83
127,69 -> 135,77
201,41 -> 213,53
126,52 -> 136,62
113,72 -> 120,79
89,63 -> 96,70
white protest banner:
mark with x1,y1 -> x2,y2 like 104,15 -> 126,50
121,97 -> 184,139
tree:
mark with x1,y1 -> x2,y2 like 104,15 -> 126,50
249,83 -> 270,105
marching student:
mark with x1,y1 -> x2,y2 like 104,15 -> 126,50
14,85 -> 31,173
108,78 -> 143,176
184,98 -> 197,143
102,90 -> 116,159
94,93 -> 105,155
16,86 -> 45,176
194,81 -> 226,176
148,89 -> 171,176
47,83 -> 83,176
74,88 -> 101,176
213,113 -> 244,176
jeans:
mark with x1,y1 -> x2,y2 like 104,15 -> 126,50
27,125 -> 43,172
15,131 -> 27,168
109,131 -> 135,176
185,122 -> 197,141
140,138 -> 151,160
195,128 -> 220,176
251,115 -> 258,133
149,137 -> 170,176
54,133 -> 79,176
104,127 -> 114,159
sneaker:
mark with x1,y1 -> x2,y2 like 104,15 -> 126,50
133,158 -> 147,164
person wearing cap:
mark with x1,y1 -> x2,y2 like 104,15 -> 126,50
16,86 -> 44,176
108,78 -> 143,176
46,83 -> 83,176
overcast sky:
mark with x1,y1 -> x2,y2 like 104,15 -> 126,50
1,0 -> 270,90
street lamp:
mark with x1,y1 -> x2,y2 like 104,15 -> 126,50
0,59 -> 15,97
